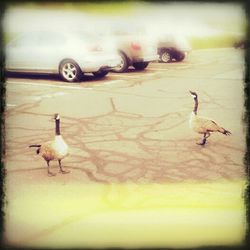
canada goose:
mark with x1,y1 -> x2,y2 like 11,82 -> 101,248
189,91 -> 231,145
29,114 -> 69,176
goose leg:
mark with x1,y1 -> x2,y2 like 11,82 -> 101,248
197,133 -> 207,146
58,160 -> 70,174
205,132 -> 211,140
47,160 -> 56,176
197,132 -> 211,146
203,132 -> 211,145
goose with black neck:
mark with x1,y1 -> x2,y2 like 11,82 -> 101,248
189,91 -> 231,146
29,113 -> 69,176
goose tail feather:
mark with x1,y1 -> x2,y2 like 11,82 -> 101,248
220,128 -> 231,136
29,144 -> 41,154
29,144 -> 41,148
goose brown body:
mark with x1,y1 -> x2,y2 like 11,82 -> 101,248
39,135 -> 68,162
189,91 -> 231,145
189,112 -> 229,135
29,114 -> 69,176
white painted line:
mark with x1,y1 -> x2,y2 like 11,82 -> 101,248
110,73 -> 156,78
32,92 -> 68,101
148,67 -> 169,71
98,80 -> 125,86
7,79 -> 126,90
7,80 -> 93,90
109,74 -> 139,78
193,47 -> 233,52
7,103 -> 17,107
150,65 -> 191,70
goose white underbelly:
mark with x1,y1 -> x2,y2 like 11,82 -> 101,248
53,136 -> 68,159
189,112 -> 207,134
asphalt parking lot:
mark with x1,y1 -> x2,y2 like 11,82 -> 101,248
3,48 -> 247,248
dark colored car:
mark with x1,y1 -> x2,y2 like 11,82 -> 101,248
157,34 -> 191,63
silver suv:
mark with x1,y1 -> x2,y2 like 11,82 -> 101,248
97,24 -> 158,73
111,34 -> 158,73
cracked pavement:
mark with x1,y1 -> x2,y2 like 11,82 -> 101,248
3,48 -> 247,248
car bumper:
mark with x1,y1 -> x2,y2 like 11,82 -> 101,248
133,54 -> 159,63
175,47 -> 192,53
79,55 -> 120,73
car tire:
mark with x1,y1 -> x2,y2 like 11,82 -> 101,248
159,49 -> 172,63
59,59 -> 83,82
174,52 -> 185,62
132,62 -> 149,70
93,70 -> 109,78
112,52 -> 129,73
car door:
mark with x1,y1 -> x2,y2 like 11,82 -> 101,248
5,33 -> 40,71
6,32 -> 66,73
32,32 -> 67,73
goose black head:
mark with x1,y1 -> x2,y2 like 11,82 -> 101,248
54,113 -> 60,120
189,90 -> 198,99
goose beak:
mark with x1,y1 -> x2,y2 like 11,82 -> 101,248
189,90 -> 197,97
54,113 -> 60,120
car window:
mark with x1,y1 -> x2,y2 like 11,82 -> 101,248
10,34 -> 39,48
72,31 -> 99,44
38,32 -> 66,46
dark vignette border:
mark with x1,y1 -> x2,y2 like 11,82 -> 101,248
0,0 -> 6,248
0,0 -> 249,250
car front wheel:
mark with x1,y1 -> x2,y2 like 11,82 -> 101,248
159,50 -> 172,63
59,60 -> 83,82
174,52 -> 185,62
133,62 -> 149,70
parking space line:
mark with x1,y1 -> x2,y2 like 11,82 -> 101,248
7,79 -> 126,90
6,103 -> 17,107
32,92 -> 68,101
110,73 -> 156,78
109,74 -> 140,78
149,65 -> 191,70
147,67 -> 169,71
7,80 -> 94,90
97,80 -> 125,86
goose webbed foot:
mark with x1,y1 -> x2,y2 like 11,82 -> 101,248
60,169 -> 70,174
48,171 -> 56,177
196,140 -> 206,146
58,160 -> 70,174
196,133 -> 210,146
46,161 -> 56,176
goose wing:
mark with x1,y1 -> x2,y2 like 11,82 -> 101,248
195,116 -> 222,133
40,141 -> 57,161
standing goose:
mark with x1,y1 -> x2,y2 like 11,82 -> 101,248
29,113 -> 69,176
189,91 -> 231,145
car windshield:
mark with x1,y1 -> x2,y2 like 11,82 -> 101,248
9,32 -> 67,48
71,31 -> 100,44
38,32 -> 66,46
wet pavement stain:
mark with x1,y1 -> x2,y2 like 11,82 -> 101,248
5,94 -> 245,183
3,48 -> 247,248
